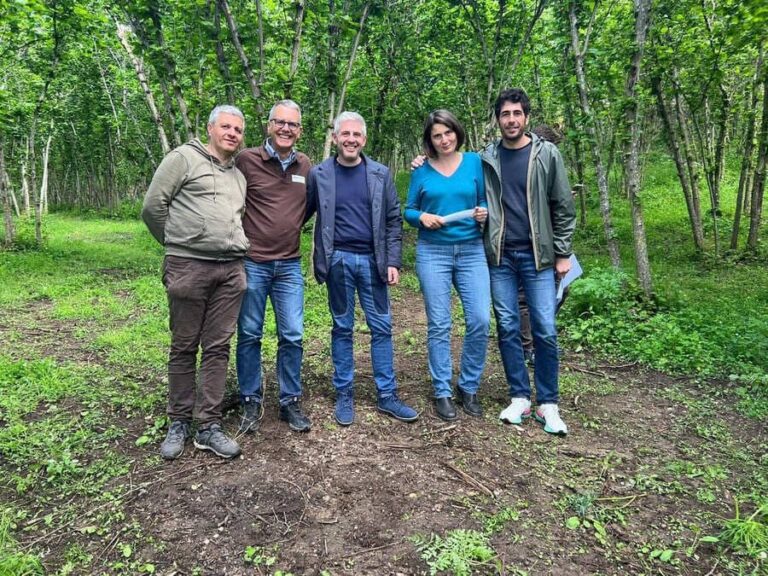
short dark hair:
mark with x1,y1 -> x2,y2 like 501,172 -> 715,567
494,88 -> 531,120
422,109 -> 466,158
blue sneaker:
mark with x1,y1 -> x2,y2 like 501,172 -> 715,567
377,393 -> 418,422
335,389 -> 355,426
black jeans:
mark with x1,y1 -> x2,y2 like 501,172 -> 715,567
163,256 -> 246,426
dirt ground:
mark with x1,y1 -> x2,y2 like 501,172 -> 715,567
5,285 -> 767,576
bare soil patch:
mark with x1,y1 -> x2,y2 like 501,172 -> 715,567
7,286 -> 767,575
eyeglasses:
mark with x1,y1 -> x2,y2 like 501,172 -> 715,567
270,119 -> 301,131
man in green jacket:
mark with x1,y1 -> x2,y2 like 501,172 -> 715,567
142,104 -> 248,460
481,88 -> 576,435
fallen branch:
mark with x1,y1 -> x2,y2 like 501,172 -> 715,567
443,462 -> 495,499
337,541 -> 399,560
564,364 -> 608,378
422,424 -> 458,436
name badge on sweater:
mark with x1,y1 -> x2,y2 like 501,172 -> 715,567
292,175 -> 306,184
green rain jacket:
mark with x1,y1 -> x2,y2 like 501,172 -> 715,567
480,132 -> 576,271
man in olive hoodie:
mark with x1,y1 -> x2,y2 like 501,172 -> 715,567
142,105 -> 248,460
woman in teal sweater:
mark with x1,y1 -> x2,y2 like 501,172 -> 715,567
405,109 -> 490,421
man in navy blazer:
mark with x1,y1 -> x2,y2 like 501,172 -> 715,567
306,111 -> 418,426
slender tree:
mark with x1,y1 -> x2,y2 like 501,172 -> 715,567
567,0 -> 621,268
747,70 -> 768,251
623,0 -> 653,296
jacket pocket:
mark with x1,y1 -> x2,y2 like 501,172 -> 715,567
164,210 -> 205,246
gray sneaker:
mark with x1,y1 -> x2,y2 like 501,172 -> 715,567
159,420 -> 191,460
194,423 -> 241,459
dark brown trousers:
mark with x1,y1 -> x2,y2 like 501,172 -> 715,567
162,256 -> 246,426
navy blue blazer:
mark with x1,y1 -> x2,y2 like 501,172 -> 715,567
305,154 -> 403,284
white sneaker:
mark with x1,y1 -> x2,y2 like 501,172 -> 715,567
535,403 -> 568,436
499,398 -> 532,425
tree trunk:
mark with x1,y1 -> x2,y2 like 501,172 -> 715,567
147,1 -> 193,141
568,0 -> 621,268
623,0 -> 653,297
322,1 -> 371,159
672,70 -> 704,248
40,133 -> 53,215
747,74 -> 768,251
218,0 -> 266,137
285,0 -> 306,98
322,0 -> 338,160
21,154 -> 30,216
0,141 -> 15,247
652,75 -> 704,251
96,47 -> 122,143
128,15 -> 182,147
4,169 -> 20,217
561,56 -> 587,227
116,23 -> 171,155
732,47 -> 763,249
210,0 -> 236,105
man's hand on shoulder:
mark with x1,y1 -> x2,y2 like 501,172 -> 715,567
410,155 -> 427,171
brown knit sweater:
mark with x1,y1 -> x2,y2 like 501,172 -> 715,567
236,144 -> 312,262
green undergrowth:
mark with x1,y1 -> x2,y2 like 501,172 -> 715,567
559,153 -> 768,418
0,357 -> 132,497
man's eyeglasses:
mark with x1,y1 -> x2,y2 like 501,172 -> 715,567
270,119 -> 301,131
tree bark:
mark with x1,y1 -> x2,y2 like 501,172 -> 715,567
747,73 -> 768,251
323,0 -> 338,160
210,0 -> 236,105
116,23 -> 171,155
285,0 -> 306,98
146,0 -> 193,141
128,15 -> 182,147
40,132 -> 53,215
652,75 -> 704,251
218,0 -> 266,137
322,1 -> 371,159
568,0 -> 621,268
623,0 -> 653,297
0,140 -> 15,247
732,47 -> 763,250
671,69 -> 704,249
561,53 -> 587,227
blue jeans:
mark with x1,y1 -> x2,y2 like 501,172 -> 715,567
415,239 -> 490,398
490,249 -> 559,404
327,250 -> 396,397
236,258 -> 303,405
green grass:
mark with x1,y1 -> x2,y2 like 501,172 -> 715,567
0,154 -> 764,573
557,151 -> 768,416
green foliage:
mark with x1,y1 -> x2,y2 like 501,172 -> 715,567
560,265 -> 768,399
2,216 -> 45,252
716,500 -> 768,559
0,508 -> 44,576
243,545 -> 277,567
410,530 -> 500,576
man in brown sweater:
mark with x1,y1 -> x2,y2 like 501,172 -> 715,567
235,100 -> 313,433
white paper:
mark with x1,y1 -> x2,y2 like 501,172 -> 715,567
441,209 -> 475,224
291,174 -> 306,184
556,254 -> 582,303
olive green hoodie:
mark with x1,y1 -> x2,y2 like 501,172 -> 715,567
142,139 -> 249,261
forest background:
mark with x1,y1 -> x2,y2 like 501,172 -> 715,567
1,0 -> 768,574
